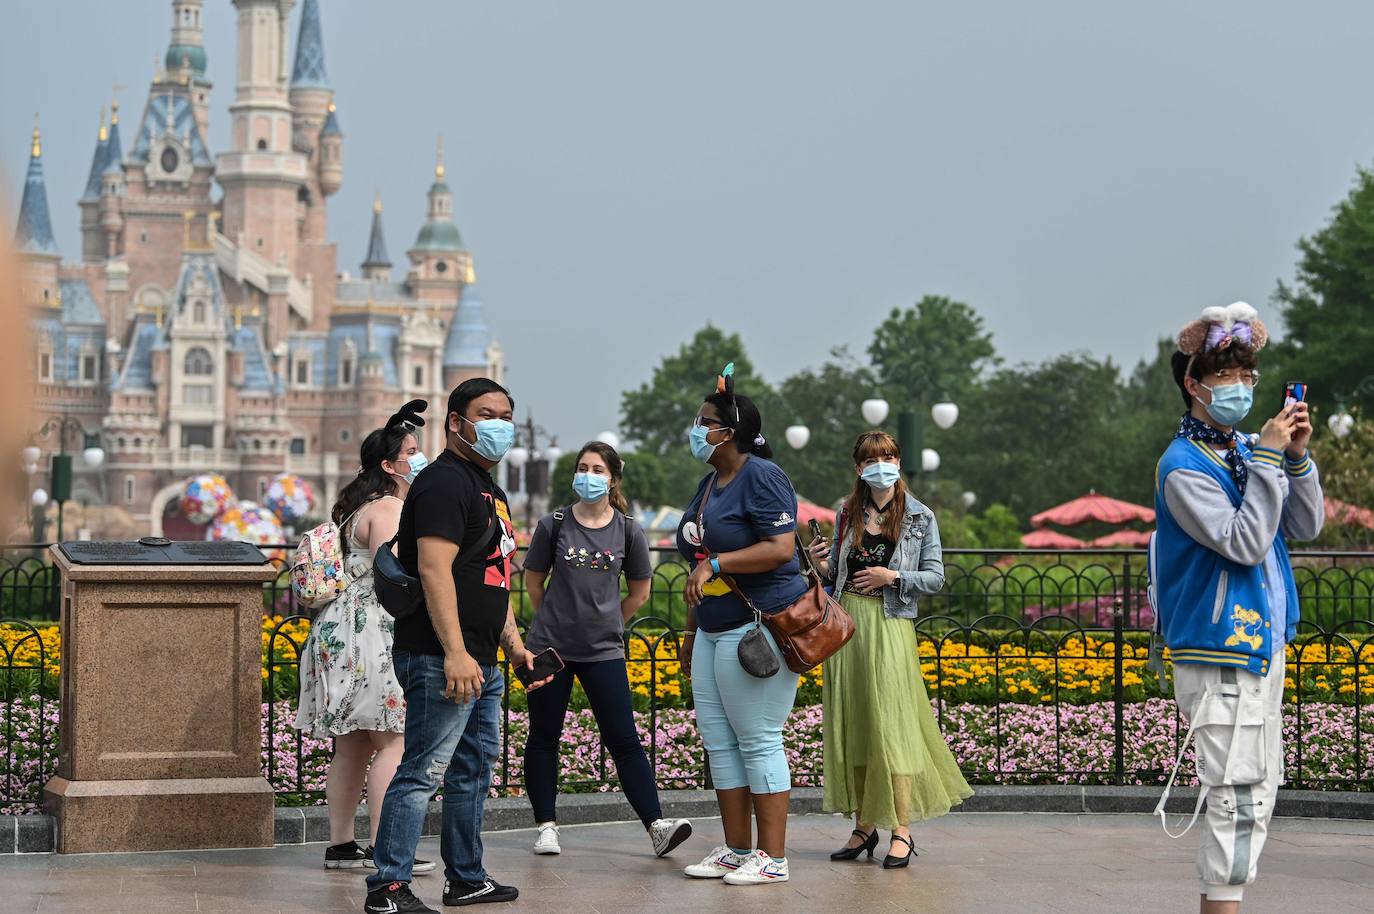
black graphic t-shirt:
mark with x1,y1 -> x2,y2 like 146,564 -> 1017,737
394,450 -> 515,664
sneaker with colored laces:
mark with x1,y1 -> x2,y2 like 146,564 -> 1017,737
723,851 -> 789,886
649,818 -> 692,858
363,844 -> 436,875
442,878 -> 520,906
532,823 -> 561,855
683,845 -> 748,879
364,881 -> 437,914
324,840 -> 367,869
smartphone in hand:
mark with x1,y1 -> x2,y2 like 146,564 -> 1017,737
1282,381 -> 1307,413
808,519 -> 824,543
513,647 -> 564,687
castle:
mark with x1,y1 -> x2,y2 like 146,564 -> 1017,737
13,0 -> 503,536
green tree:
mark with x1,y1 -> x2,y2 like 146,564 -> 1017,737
1272,166 -> 1374,418
769,348 -> 880,507
620,325 -> 779,506
1310,413 -> 1374,548
867,295 -> 999,400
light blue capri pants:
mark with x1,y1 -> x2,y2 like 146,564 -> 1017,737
691,621 -> 801,794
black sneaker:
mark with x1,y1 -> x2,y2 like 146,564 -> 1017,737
364,844 -> 436,875
442,878 -> 519,906
324,840 -> 367,869
364,881 -> 438,914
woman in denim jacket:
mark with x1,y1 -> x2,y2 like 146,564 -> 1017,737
809,431 -> 972,868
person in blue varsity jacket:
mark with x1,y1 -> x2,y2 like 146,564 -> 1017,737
1149,302 -> 1323,914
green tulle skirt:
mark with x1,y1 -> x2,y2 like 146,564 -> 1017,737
822,592 -> 973,828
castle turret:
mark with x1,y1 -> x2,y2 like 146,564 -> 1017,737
318,103 -> 343,196
15,116 -> 61,306
99,102 -> 127,257
289,0 -> 340,197
79,108 -> 109,262
361,193 -> 391,281
443,263 -> 503,390
164,0 -> 213,141
406,138 -> 468,304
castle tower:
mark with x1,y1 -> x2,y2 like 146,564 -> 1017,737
165,0 -> 213,139
361,193 -> 391,282
443,264 -> 503,391
99,102 -> 127,258
216,0 -> 307,279
78,108 -> 109,262
406,138 -> 468,304
14,117 -> 61,306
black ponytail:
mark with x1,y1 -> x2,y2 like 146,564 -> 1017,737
704,391 -> 772,459
332,425 -> 411,529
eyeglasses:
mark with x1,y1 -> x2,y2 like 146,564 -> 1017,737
1210,369 -> 1261,388
693,416 -> 725,429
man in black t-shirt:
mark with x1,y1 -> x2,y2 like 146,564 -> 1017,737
366,378 -> 545,914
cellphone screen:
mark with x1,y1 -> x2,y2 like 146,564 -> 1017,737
1283,381 -> 1307,411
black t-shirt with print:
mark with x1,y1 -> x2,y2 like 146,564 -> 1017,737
394,449 -> 515,664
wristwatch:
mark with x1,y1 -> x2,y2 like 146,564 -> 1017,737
708,553 -> 722,575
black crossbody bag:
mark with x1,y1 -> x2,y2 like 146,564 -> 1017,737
374,502 -> 499,620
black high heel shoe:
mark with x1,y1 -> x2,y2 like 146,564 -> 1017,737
830,828 -> 879,861
882,833 -> 917,869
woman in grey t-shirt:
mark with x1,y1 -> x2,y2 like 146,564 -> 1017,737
522,441 -> 692,859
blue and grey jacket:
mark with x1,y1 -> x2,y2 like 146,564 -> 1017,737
826,492 -> 944,619
1149,435 -> 1323,676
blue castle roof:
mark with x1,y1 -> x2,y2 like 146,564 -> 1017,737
15,129 -> 58,255
291,0 -> 330,89
444,282 -> 491,369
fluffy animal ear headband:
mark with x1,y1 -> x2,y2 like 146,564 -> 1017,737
1176,302 -> 1268,356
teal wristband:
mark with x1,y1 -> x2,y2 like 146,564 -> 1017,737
709,556 -> 721,575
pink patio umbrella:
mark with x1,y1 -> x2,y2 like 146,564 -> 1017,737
1090,529 -> 1154,548
1020,529 -> 1091,549
1031,490 -> 1156,529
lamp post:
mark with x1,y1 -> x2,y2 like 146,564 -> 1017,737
32,416 -> 105,543
1329,375 -> 1374,439
862,397 -> 958,486
509,413 -> 559,532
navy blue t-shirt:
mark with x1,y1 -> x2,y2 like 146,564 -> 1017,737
676,457 -> 807,632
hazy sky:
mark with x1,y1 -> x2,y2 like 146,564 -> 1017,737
5,1 -> 1374,449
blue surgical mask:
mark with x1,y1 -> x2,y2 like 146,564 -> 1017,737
461,417 -> 516,461
689,424 -> 723,462
399,451 -> 429,485
861,462 -> 901,490
1200,382 -> 1253,427
572,472 -> 610,503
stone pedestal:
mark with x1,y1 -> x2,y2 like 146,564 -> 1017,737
43,548 -> 278,853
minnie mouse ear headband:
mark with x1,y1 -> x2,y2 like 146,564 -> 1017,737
386,399 -> 428,432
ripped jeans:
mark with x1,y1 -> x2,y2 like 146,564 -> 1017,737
366,652 -> 503,889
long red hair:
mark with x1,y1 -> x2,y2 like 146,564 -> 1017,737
841,431 -> 908,545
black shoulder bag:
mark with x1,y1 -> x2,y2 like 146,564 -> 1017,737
374,502 -> 499,620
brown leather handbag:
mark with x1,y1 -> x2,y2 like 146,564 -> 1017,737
721,531 -> 856,675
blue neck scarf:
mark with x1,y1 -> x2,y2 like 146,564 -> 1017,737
1177,414 -> 1248,495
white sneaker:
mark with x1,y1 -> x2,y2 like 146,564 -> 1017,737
649,818 -> 693,858
533,822 -> 561,855
683,845 -> 747,879
723,851 -> 789,885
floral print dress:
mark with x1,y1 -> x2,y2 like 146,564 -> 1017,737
293,498 -> 405,738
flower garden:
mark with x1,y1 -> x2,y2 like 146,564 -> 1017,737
2,613 -> 1372,814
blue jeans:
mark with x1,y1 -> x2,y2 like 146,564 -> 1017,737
366,651 -> 503,889
691,622 -> 800,794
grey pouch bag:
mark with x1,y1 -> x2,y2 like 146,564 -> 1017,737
737,610 -> 780,679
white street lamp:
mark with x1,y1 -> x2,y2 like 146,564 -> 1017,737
784,425 -> 811,450
1329,411 -> 1355,439
921,448 -> 940,472
82,447 -> 105,469
506,446 -> 530,469
861,398 -> 890,426
596,431 -> 621,451
22,446 -> 40,466
23,463 -> 37,476
544,445 -> 563,464
931,402 -> 959,430
32,488 -> 49,508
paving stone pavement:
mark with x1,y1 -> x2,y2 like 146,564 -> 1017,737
1,812 -> 1372,913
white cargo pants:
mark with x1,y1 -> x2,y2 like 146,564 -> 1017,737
1158,656 -> 1285,903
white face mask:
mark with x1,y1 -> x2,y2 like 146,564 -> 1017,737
394,451 -> 429,485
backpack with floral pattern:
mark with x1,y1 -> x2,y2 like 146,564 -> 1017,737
290,507 -> 364,609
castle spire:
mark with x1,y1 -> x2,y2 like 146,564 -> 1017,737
444,268 -> 491,369
165,0 -> 207,79
412,135 -> 462,254
102,100 -> 125,179
436,136 -> 445,180
291,0 -> 330,89
81,107 -> 109,201
15,114 -> 59,255
362,192 -> 392,280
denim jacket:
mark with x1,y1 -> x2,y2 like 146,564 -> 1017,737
826,492 -> 944,619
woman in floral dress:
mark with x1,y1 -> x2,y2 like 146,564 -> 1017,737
295,405 -> 435,872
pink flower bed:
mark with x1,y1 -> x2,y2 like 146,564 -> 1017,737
4,698 -> 1370,814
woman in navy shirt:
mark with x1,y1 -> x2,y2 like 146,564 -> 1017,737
676,365 -> 805,888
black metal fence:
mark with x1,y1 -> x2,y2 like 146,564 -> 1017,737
4,546 -> 1373,813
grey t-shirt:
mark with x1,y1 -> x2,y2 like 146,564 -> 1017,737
523,509 -> 653,663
